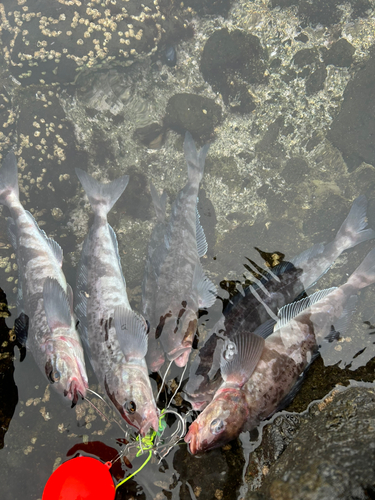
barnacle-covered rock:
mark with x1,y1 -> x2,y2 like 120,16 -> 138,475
0,0 -> 187,86
0,88 -> 16,159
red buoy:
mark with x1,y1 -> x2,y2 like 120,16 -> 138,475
42,456 -> 115,500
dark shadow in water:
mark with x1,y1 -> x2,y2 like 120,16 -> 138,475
0,288 -> 18,449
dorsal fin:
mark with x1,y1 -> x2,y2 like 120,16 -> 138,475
275,287 -> 337,331
196,202 -> 208,258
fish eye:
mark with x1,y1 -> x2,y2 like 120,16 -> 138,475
124,401 -> 136,413
210,418 -> 225,435
47,369 -> 61,384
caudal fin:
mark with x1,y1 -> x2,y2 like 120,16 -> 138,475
184,132 -> 210,185
0,152 -> 19,206
75,168 -> 129,218
335,195 -> 375,250
347,248 -> 375,289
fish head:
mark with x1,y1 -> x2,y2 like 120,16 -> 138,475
43,335 -> 88,404
105,369 -> 160,437
160,310 -> 197,368
184,388 -> 248,454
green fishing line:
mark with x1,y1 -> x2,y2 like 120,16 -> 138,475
115,410 -> 166,490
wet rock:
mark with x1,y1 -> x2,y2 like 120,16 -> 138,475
200,29 -> 268,112
281,157 -> 309,184
270,0 -> 372,27
323,39 -> 355,67
327,47 -> 375,170
294,32 -> 308,43
0,89 -> 16,158
164,93 -> 222,142
293,48 -> 319,69
183,0 -> 233,17
245,386 -> 375,500
0,0 -> 188,85
173,438 -> 245,500
254,117 -> 285,158
305,64 -> 327,95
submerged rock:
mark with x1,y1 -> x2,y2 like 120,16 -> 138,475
200,29 -> 268,113
164,93 -> 222,142
0,0 -> 188,85
245,385 -> 375,500
323,39 -> 355,68
328,46 -> 375,170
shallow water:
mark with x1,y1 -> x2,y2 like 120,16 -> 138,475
0,0 -> 375,499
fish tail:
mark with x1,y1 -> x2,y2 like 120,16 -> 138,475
75,168 -> 129,217
184,132 -> 210,185
347,248 -> 375,289
150,182 -> 167,222
0,152 -> 19,207
335,195 -> 375,249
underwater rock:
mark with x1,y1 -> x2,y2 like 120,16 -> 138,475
183,0 -> 234,17
164,93 -> 222,142
200,29 -> 268,112
245,386 -> 375,500
323,39 -> 355,68
281,157 -> 310,185
269,0 -> 372,27
328,47 -> 375,171
0,0 -> 188,85
0,89 -> 16,159
305,64 -> 327,95
293,48 -> 319,69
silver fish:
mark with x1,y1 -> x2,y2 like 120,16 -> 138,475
142,184 -> 168,373
185,247 -> 375,453
184,195 -> 375,409
150,132 -> 216,368
0,152 -> 88,404
74,168 -> 159,436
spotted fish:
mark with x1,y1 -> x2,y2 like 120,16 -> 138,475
74,168 -> 159,436
0,152 -> 88,404
185,247 -> 375,453
149,132 -> 216,368
184,195 -> 375,410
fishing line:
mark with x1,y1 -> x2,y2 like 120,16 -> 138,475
166,363 -> 187,409
156,359 -> 173,402
83,388 -> 130,438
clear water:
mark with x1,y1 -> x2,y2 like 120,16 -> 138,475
0,0 -> 375,499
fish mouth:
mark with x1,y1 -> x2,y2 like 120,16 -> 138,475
67,378 -> 87,407
140,409 -> 160,437
184,421 -> 200,455
190,400 -> 208,411
167,345 -> 192,367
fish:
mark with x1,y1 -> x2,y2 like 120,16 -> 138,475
185,247 -> 375,454
184,195 -> 374,409
0,152 -> 88,404
150,132 -> 216,368
142,183 -> 168,373
74,168 -> 159,436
